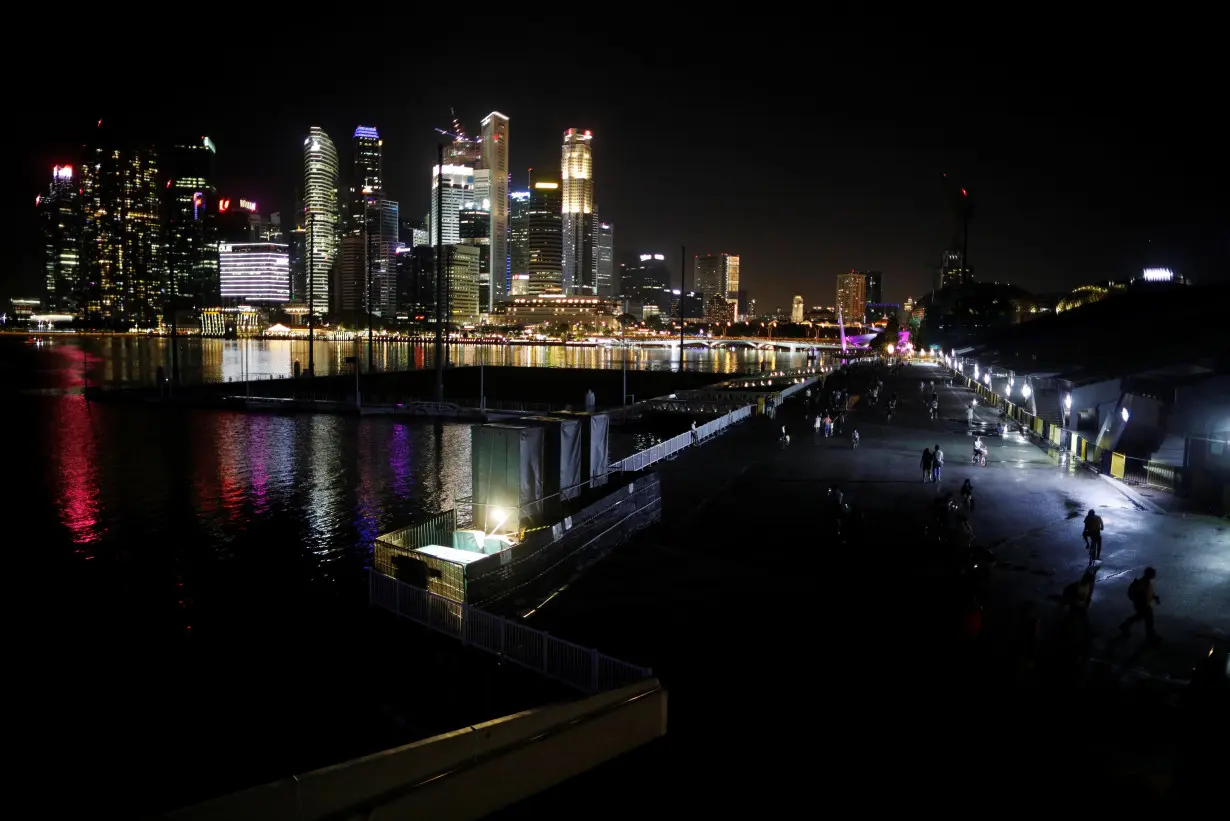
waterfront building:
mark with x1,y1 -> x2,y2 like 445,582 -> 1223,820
430,164 -> 474,247
836,270 -> 867,324
303,127 -> 340,316
621,254 -> 671,318
525,181 -> 563,295
219,242 -> 290,304
199,305 -> 263,337
791,295 -> 804,323
79,134 -> 162,328
481,111 -> 510,306
561,128 -> 595,294
395,245 -> 435,321
693,253 -> 740,320
596,221 -> 615,297
508,190 -> 531,295
502,295 -> 620,328
442,244 -> 481,324
37,164 -> 82,315
163,137 -> 219,310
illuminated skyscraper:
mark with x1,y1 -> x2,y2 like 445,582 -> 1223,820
596,221 -> 615,297
525,181 -> 563,295
79,134 -> 162,327
442,244 -> 481,323
303,126 -> 339,315
561,128 -> 595,294
164,136 -> 219,309
508,190 -> 531,295
347,126 -> 383,236
693,252 -> 740,318
836,270 -> 867,325
37,164 -> 82,314
430,164 -> 474,246
219,243 -> 291,303
480,112 -> 510,306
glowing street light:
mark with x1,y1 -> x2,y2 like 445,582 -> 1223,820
1021,383 -> 1032,399
1120,406 -> 1130,423
887,343 -> 895,354
983,372 -> 991,386
1064,393 -> 1072,410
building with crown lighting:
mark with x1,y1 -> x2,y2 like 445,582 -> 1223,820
481,112 -> 510,307
79,134 -> 163,327
303,126 -> 339,316
37,164 -> 82,315
561,128 -> 595,295
164,136 -> 219,310
525,181 -> 563,296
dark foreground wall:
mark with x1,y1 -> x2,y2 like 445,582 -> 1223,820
92,366 -> 733,409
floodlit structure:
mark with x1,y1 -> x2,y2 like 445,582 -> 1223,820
303,127 -> 340,315
561,128 -> 595,294
219,243 -> 291,303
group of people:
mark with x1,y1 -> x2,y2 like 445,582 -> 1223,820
920,444 -> 945,482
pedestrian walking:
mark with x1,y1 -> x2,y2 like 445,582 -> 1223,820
1120,567 -> 1161,641
813,414 -> 822,438
921,447 -> 934,482
932,445 -> 944,483
823,413 -> 833,437
1083,509 -> 1104,560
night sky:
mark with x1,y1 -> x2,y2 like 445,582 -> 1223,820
6,19 -> 1226,310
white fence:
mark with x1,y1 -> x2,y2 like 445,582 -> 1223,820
369,571 -> 652,694
610,404 -> 753,473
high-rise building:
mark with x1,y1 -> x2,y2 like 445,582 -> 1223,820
395,245 -> 435,320
430,164 -> 474,246
861,270 -> 883,306
164,137 -> 219,310
443,244 -> 481,323
508,190 -> 531,295
621,254 -> 671,317
836,270 -> 867,325
37,164 -> 82,315
936,249 -> 972,291
79,135 -> 162,327
524,182 -> 563,295
219,242 -> 290,303
459,203 -> 491,310
346,126 -> 383,237
481,112 -> 510,306
791,295 -> 804,323
561,128 -> 595,294
333,235 -> 366,313
694,253 -> 740,319
367,197 -> 400,316
303,127 -> 340,316
596,221 -> 615,297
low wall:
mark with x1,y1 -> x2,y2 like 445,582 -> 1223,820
163,679 -> 667,821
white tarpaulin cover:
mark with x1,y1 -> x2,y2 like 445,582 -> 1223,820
471,424 -> 545,528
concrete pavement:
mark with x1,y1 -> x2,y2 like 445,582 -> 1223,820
513,360 -> 1229,810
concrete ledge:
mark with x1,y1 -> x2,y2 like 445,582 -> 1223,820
1096,472 -> 1167,515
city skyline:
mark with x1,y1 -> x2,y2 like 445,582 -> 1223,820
6,22 -> 1226,311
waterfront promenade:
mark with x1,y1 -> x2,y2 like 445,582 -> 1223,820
501,361 -> 1230,812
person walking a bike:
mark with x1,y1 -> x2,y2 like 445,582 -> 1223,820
1083,509 -> 1104,561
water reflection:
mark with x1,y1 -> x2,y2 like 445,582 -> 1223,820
32,335 -> 816,388
53,395 -> 102,550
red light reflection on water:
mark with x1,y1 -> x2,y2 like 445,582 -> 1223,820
54,395 -> 102,550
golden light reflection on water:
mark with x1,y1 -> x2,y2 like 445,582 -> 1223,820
66,336 -> 808,386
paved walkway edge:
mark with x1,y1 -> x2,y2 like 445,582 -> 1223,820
1096,472 -> 1166,515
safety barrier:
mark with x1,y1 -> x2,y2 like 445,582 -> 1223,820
370,571 -> 651,694
943,364 -> 1183,494
609,404 -> 753,473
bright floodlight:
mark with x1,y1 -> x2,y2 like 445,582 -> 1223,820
487,506 -> 511,536
1141,267 -> 1174,282
983,372 -> 991,385
1064,393 -> 1072,410
1120,407 -> 1130,423
887,343 -> 895,354
1021,383 -> 1032,399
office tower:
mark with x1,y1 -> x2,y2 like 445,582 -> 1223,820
366,197 -> 399,315
622,254 -> 671,317
216,197 -> 259,243
481,112 -> 510,305
430,164 -> 474,246
79,132 -> 162,327
443,113 -> 481,165
395,245 -> 435,319
459,203 -> 491,310
936,249 -> 972,291
596,221 -> 614,297
442,244 -> 481,323
861,270 -> 883,305
219,242 -> 291,303
37,164 -> 82,314
693,252 -> 740,319
561,128 -> 595,294
836,270 -> 867,324
508,190 -> 531,295
303,126 -> 340,315
525,181 -> 563,295
348,126 -> 382,236
163,136 -> 219,310
333,236 -> 365,313
791,295 -> 804,323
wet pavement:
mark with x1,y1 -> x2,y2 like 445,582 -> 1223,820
505,361 -> 1229,812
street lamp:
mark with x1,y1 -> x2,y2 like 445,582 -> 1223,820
1063,392 -> 1071,428
1021,383 -> 1032,399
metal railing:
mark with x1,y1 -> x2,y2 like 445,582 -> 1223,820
369,570 -> 651,694
374,510 -> 457,576
945,365 -> 1182,495
609,404 -> 753,473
